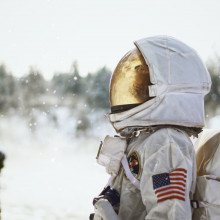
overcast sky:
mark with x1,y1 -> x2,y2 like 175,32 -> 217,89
0,0 -> 220,79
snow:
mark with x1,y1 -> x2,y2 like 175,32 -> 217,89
0,110 -> 114,220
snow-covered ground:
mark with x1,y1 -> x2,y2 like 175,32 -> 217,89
0,109 -> 114,220
0,109 -> 219,220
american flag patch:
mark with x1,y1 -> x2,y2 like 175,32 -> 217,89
152,168 -> 187,203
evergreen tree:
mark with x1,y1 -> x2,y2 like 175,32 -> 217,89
52,61 -> 85,96
86,66 -> 111,109
0,64 -> 17,112
205,56 -> 220,117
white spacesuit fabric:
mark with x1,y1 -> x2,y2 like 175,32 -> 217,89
94,199 -> 121,220
93,36 -> 211,220
96,135 -> 127,176
109,128 -> 197,220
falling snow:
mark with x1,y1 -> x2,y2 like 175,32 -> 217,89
0,108 -> 114,220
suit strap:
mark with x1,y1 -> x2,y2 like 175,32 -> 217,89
121,154 -> 140,189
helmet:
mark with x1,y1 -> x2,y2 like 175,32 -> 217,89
110,48 -> 151,114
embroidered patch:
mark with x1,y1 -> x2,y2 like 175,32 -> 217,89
127,151 -> 141,178
152,168 -> 187,203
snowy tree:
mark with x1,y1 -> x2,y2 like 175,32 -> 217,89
0,64 -> 18,112
19,67 -> 46,109
205,55 -> 220,117
52,61 -> 85,96
86,66 -> 111,109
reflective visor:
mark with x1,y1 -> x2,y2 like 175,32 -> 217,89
110,48 -> 151,113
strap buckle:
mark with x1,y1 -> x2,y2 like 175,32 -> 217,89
191,200 -> 200,208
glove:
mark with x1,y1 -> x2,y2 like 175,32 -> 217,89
94,213 -> 102,220
94,199 -> 121,220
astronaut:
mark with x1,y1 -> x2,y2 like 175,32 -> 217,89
92,36 -> 211,220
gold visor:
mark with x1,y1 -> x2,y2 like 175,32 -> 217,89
110,48 -> 151,113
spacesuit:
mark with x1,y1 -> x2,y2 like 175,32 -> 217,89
92,36 -> 211,220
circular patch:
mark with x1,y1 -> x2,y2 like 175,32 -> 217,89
127,151 -> 141,178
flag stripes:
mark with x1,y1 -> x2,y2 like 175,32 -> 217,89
152,168 -> 187,203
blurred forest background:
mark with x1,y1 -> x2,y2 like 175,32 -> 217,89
0,55 -> 220,131
0,61 -> 112,136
